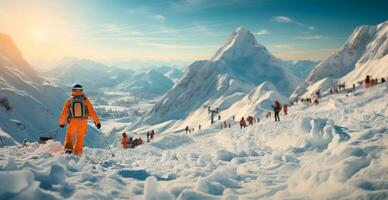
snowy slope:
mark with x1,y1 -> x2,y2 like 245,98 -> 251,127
155,66 -> 183,82
293,20 -> 388,98
144,27 -> 299,125
0,82 -> 387,199
0,34 -> 106,148
117,69 -> 174,98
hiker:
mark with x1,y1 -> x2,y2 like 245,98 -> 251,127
218,115 -> 221,121
224,121 -> 227,128
59,84 -> 101,155
240,117 -> 246,129
257,118 -> 260,123
247,116 -> 254,125
382,77 -> 386,83
352,84 -> 356,92
283,104 -> 288,116
316,90 -> 321,99
23,139 -> 28,147
128,137 -> 134,148
232,116 -> 235,121
121,132 -> 128,149
266,112 -> 271,119
228,123 -> 231,128
185,126 -> 189,134
199,124 -> 201,131
314,98 -> 319,105
150,130 -> 155,140
272,101 -> 281,122
365,75 -> 371,88
147,132 -> 150,143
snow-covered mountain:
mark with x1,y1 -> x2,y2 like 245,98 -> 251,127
293,20 -> 388,98
44,58 -> 135,89
155,66 -> 183,82
285,60 -> 319,81
117,69 -> 174,98
222,81 -> 288,119
0,34 -> 105,147
143,27 -> 299,125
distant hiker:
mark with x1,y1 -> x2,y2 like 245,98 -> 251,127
382,77 -> 386,83
185,126 -> 189,134
59,84 -> 101,155
150,130 -> 155,140
365,75 -> 371,88
247,116 -> 254,125
224,121 -> 227,128
283,104 -> 288,116
232,116 -> 235,121
121,133 -> 128,149
257,118 -> 260,123
147,132 -> 150,143
314,98 -> 319,105
240,117 -> 246,129
316,90 -> 321,99
266,112 -> 271,119
352,84 -> 356,92
128,137 -> 134,148
330,88 -> 333,94
199,124 -> 201,131
218,115 -> 221,121
273,101 -> 281,122
228,123 -> 231,128
23,139 -> 28,147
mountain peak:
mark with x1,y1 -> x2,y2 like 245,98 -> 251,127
211,27 -> 268,61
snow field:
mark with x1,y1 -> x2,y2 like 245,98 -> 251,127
0,84 -> 387,199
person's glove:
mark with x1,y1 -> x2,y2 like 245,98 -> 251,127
59,124 -> 65,128
96,123 -> 101,129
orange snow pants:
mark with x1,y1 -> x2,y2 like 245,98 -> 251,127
64,118 -> 88,155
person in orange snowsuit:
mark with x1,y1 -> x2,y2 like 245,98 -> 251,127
283,104 -> 288,116
59,84 -> 101,155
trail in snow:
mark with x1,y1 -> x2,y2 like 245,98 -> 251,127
0,84 -> 387,199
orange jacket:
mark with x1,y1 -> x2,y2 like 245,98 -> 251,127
59,95 -> 100,126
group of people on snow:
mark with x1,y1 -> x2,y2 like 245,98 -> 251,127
121,132 -> 146,149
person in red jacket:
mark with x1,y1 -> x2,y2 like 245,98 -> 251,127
121,132 -> 128,149
283,104 -> 288,116
59,84 -> 101,155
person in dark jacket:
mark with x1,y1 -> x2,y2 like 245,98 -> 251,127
273,101 -> 282,122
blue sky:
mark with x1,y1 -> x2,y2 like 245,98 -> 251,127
0,0 -> 387,67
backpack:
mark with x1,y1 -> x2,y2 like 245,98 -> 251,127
69,96 -> 88,118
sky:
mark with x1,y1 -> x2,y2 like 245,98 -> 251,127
0,0 -> 387,68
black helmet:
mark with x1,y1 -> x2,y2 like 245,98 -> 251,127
72,84 -> 83,91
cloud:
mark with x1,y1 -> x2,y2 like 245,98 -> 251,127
272,16 -> 299,24
308,26 -> 315,30
273,44 -> 292,49
299,35 -> 325,40
255,29 -> 270,35
153,15 -> 166,23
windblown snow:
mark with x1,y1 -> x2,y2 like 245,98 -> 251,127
1,83 -> 387,199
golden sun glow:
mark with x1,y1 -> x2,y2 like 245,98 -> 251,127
31,28 -> 49,43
